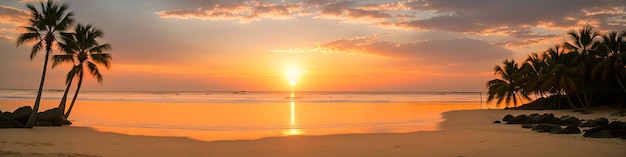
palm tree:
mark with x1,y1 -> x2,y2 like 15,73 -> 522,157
51,57 -> 79,119
56,24 -> 111,118
593,31 -> 626,93
537,45 -> 580,109
564,26 -> 601,55
487,59 -> 529,106
15,1 -> 74,128
520,52 -> 547,97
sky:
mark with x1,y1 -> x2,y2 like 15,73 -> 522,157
0,0 -> 625,92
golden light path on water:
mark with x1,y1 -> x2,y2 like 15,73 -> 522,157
0,92 -> 497,142
283,92 -> 304,136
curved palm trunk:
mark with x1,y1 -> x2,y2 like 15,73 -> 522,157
58,77 -> 74,116
25,36 -> 54,128
65,72 -> 83,119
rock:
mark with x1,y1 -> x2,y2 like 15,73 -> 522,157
615,130 -> 626,138
35,121 -> 52,126
0,112 -> 13,128
493,121 -> 501,124
36,108 -> 64,126
10,106 -> 32,125
3,111 -> 11,118
12,120 -> 24,128
63,119 -> 72,125
560,116 -> 581,126
532,123 -> 559,133
550,127 -> 569,134
522,123 -> 536,129
532,113 -> 555,124
506,115 -> 528,124
608,121 -> 624,130
583,126 -> 608,137
586,130 -> 614,138
581,118 -> 609,127
564,125 -> 581,134
502,114 -> 514,121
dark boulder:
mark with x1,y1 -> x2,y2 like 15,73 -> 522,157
586,130 -> 614,138
531,113 -> 555,124
0,112 -> 12,128
12,120 -> 24,128
560,116 -> 581,126
506,115 -> 528,124
3,111 -> 11,118
10,106 -> 32,125
564,125 -> 581,134
532,123 -> 559,133
35,121 -> 52,126
502,114 -> 514,121
583,126 -> 608,137
36,108 -> 64,126
608,121 -> 624,130
493,121 -> 501,124
549,127 -> 569,134
615,130 -> 626,138
581,118 -> 609,127
522,123 -> 536,129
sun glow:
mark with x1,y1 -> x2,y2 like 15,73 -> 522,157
285,67 -> 302,86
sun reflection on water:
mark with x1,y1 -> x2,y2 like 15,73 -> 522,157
283,92 -> 305,136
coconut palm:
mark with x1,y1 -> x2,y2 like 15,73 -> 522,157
51,56 -> 79,118
564,26 -> 601,55
593,31 -> 626,93
519,52 -> 547,97
487,59 -> 529,106
15,1 -> 74,128
56,24 -> 111,118
536,45 -> 580,108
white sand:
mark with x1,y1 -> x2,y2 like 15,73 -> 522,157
1,109 -> 625,157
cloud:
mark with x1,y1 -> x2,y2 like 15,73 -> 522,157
0,5 -> 29,26
0,5 -> 29,41
271,34 -> 513,66
157,0 -> 626,48
155,1 -> 303,23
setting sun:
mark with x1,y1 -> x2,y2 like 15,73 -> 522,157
285,67 -> 302,86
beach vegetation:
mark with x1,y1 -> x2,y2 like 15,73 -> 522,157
54,24 -> 112,119
488,26 -> 626,109
15,1 -> 74,128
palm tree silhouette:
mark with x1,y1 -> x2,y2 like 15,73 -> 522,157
593,31 -> 626,93
486,59 -> 529,106
55,24 -> 111,119
16,1 -> 74,128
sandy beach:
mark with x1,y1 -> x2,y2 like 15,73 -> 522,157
1,109 -> 625,157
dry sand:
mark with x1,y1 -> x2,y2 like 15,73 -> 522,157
1,109 -> 625,157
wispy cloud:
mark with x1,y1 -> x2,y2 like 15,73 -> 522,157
271,34 -> 513,67
157,0 -> 626,48
0,5 -> 29,40
155,1 -> 303,23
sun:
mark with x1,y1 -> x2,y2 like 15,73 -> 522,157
285,67 -> 302,86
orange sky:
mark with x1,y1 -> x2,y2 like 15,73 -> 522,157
1,0 -> 625,91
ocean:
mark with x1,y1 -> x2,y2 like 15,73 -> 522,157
0,89 -> 498,141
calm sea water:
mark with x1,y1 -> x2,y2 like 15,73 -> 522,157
0,89 -> 497,141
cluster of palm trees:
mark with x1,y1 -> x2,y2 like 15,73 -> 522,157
15,1 -> 112,128
487,26 -> 626,109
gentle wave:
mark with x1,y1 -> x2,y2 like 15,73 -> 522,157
0,89 -> 485,103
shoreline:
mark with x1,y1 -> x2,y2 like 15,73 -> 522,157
1,109 -> 625,157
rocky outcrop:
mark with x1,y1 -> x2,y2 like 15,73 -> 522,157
499,113 -> 625,138
10,106 -> 32,126
0,106 -> 70,128
36,108 -> 64,126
